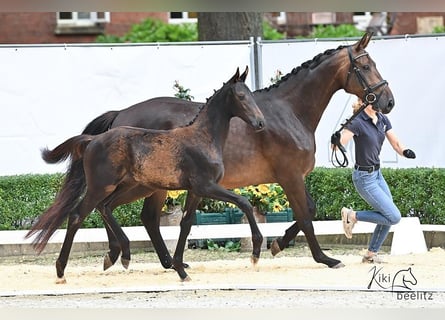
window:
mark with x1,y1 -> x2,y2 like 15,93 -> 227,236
353,12 -> 373,31
169,12 -> 197,24
312,12 -> 336,25
270,12 -> 287,25
55,12 -> 110,34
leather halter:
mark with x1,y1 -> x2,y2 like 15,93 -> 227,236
345,46 -> 388,110
331,46 -> 389,168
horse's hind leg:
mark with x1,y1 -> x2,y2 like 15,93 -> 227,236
140,191 -> 177,269
275,177 -> 343,268
171,192 -> 202,281
99,184 -> 156,270
55,191 -> 108,283
97,203 -> 130,270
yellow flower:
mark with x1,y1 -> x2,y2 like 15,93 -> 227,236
257,184 -> 270,194
167,190 -> 185,199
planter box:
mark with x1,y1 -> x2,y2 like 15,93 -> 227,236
191,209 -> 232,248
265,208 -> 293,223
195,209 -> 231,225
191,208 -> 295,249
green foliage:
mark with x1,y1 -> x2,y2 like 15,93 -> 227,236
263,21 -> 286,40
433,25 -> 445,33
305,24 -> 364,39
0,174 -> 62,230
1,168 -> 444,231
173,80 -> 194,101
206,239 -> 241,252
96,18 -> 198,43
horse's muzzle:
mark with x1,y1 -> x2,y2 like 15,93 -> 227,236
253,119 -> 266,132
373,98 -> 394,114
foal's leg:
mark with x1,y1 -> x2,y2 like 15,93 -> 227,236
140,191 -> 179,269
99,185 -> 156,270
171,192 -> 202,281
195,184 -> 263,262
55,190 -> 109,283
273,177 -> 343,268
97,203 -> 130,270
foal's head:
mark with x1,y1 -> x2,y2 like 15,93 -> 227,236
213,67 -> 266,132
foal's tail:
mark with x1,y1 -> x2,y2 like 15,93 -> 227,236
26,135 -> 93,253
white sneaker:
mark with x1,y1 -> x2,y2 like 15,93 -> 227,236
362,253 -> 385,264
341,207 -> 356,239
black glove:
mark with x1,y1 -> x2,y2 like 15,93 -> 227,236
403,149 -> 416,159
331,131 -> 345,152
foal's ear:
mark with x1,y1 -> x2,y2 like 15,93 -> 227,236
228,67 -> 241,84
239,66 -> 249,82
354,32 -> 373,52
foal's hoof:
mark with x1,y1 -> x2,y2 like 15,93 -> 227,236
330,262 -> 345,269
121,257 -> 130,269
55,276 -> 66,284
270,239 -> 281,256
180,276 -> 192,282
103,254 -> 113,271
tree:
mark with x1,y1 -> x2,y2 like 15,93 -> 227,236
197,13 -> 263,41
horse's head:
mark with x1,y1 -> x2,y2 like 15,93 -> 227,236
226,66 -> 266,131
343,32 -> 395,114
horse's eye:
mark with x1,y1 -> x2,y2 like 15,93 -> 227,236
238,94 -> 245,100
363,65 -> 370,71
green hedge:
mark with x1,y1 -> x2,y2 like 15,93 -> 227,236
1,168 -> 444,230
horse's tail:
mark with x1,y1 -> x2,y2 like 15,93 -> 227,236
26,134 -> 93,253
82,110 -> 119,135
41,135 -> 93,164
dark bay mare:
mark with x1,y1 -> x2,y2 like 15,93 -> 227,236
30,32 -> 394,281
26,67 -> 266,282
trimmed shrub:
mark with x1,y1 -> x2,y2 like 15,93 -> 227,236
1,168 -> 444,230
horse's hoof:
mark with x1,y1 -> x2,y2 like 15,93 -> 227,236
55,277 -> 66,284
181,276 -> 192,282
171,263 -> 190,271
250,255 -> 260,265
103,254 -> 113,271
270,239 -> 281,256
121,257 -> 130,269
331,262 -> 345,269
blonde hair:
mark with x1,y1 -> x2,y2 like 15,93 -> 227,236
352,98 -> 363,113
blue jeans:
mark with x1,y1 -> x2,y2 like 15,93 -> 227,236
352,169 -> 401,253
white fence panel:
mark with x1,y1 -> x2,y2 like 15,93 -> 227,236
0,42 -> 252,175
1,36 -> 445,176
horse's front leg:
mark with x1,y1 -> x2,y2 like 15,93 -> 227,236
275,177 -> 344,269
171,192 -> 202,281
195,183 -> 263,265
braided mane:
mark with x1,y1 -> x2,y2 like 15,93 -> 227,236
181,81 -> 226,127
258,45 -> 347,93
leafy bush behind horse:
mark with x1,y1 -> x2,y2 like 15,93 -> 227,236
1,168 -> 444,230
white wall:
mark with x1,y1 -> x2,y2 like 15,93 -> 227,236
1,35 -> 444,176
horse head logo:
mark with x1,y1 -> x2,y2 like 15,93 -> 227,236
391,267 -> 418,291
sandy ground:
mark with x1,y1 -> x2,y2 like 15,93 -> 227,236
1,246 -> 444,308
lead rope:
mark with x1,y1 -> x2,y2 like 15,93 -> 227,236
330,101 -> 367,168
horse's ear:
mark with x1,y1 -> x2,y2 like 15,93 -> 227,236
354,32 -> 373,52
228,67 -> 241,84
239,66 -> 249,82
